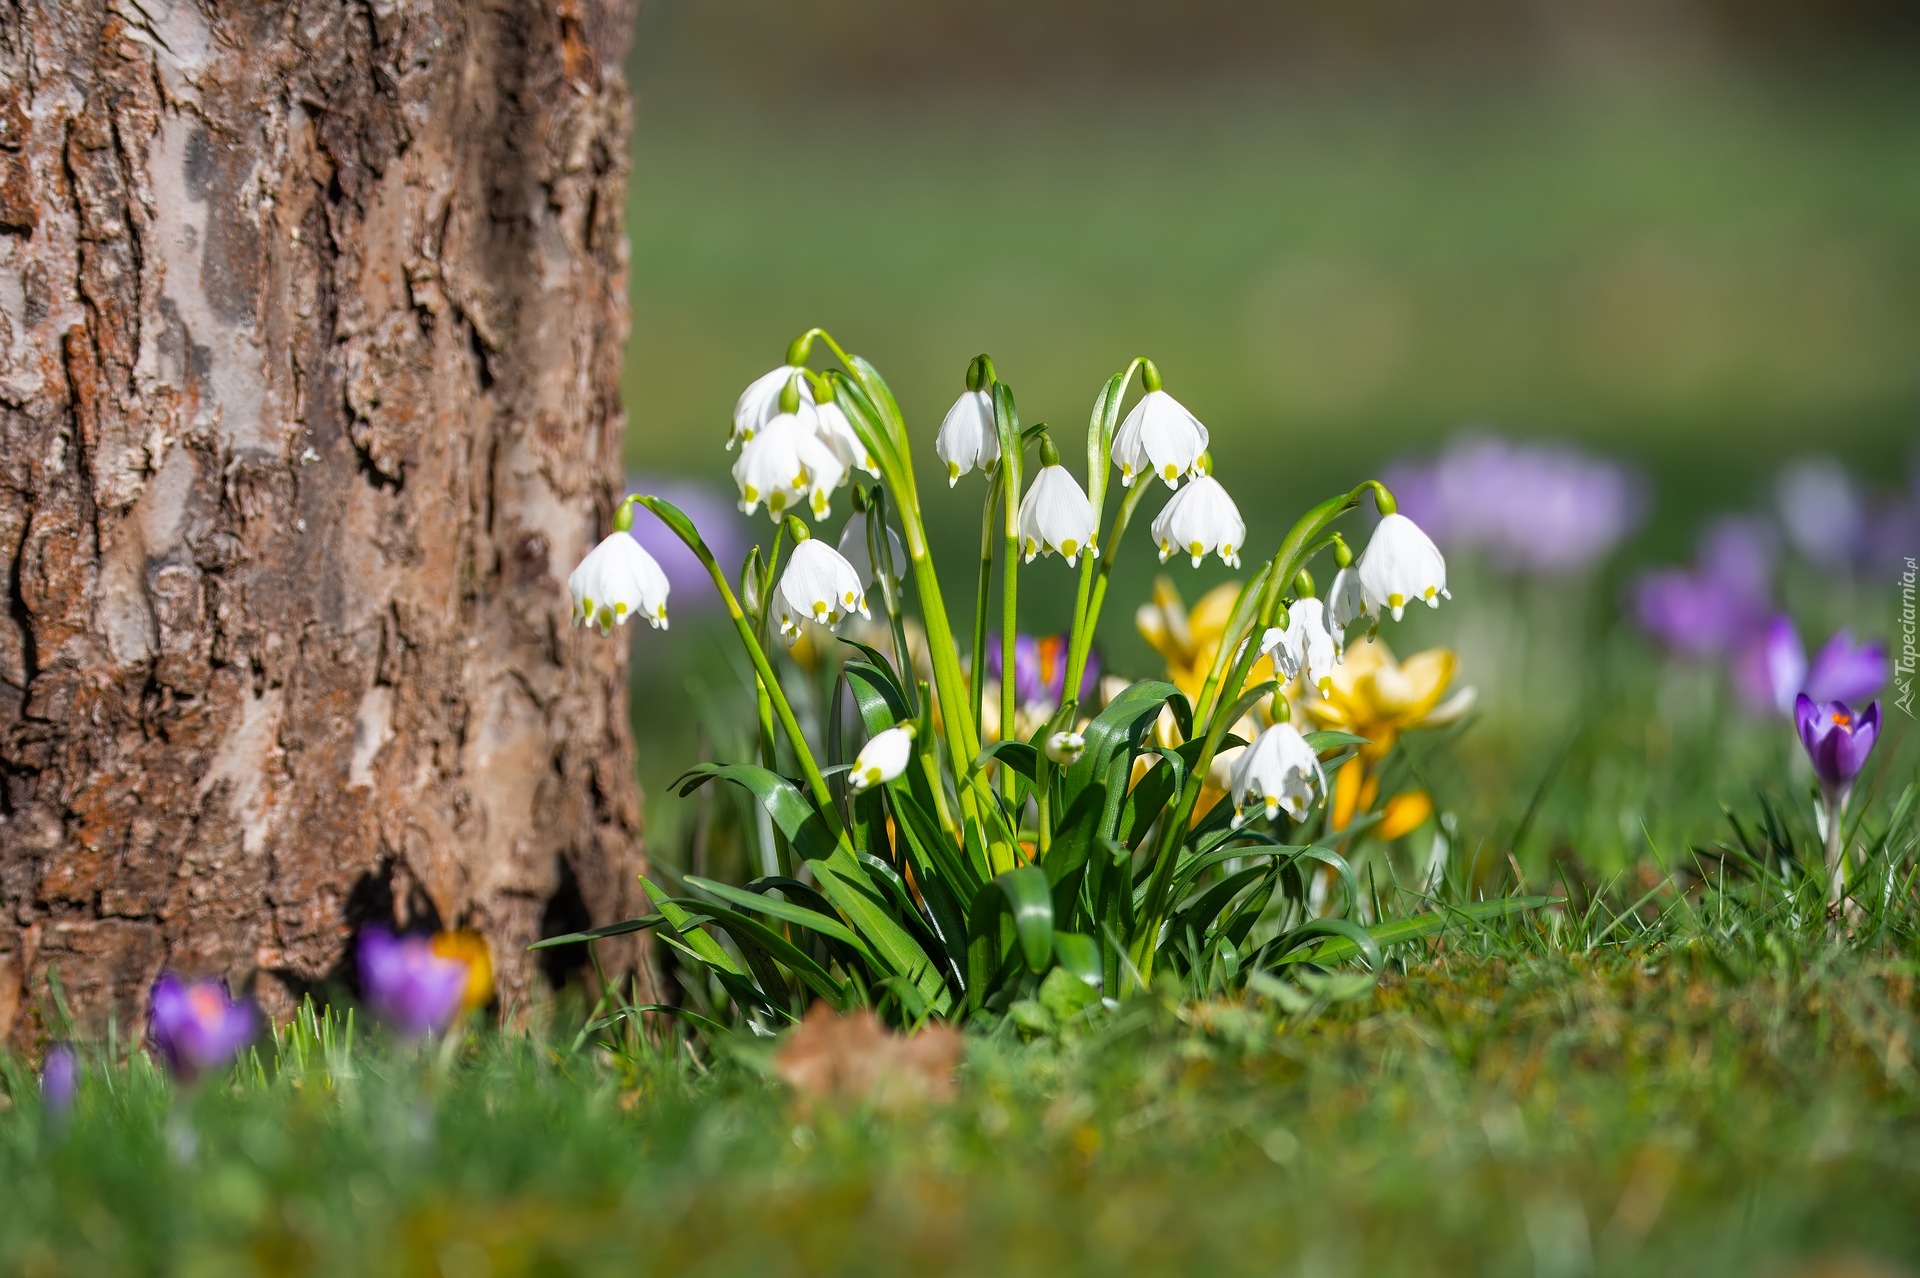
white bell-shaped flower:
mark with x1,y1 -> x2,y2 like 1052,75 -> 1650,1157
1113,389 -> 1209,489
850,723 -> 916,792
772,539 -> 869,645
731,365 -> 813,449
568,532 -> 671,634
935,390 -> 1000,486
1327,565 -> 1372,651
1358,513 -> 1449,621
1150,475 -> 1244,568
1045,731 -> 1086,766
1018,465 -> 1099,566
1229,722 -> 1326,826
733,415 -> 837,523
814,398 -> 881,478
838,510 -> 906,587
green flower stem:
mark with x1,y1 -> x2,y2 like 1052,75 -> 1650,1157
1134,482 -> 1386,981
1062,359 -> 1147,706
864,489 -> 919,719
993,384 -> 1024,835
1065,479 -> 1151,707
972,470 -> 1003,737
636,498 -> 847,848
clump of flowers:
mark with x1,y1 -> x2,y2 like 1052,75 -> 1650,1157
149,975 -> 258,1082
552,331 -> 1464,1023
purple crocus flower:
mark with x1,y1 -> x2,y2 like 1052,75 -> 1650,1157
1796,695 -> 1881,809
41,1043 -> 78,1117
1633,516 -> 1776,657
150,975 -> 258,1081
1775,457 -> 1866,568
358,928 -> 469,1037
986,634 -> 1101,708
1733,616 -> 1887,715
1386,435 -> 1642,576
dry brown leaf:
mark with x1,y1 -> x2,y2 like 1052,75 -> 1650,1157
772,1002 -> 963,1113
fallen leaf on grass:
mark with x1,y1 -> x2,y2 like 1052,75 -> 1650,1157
772,1003 -> 963,1113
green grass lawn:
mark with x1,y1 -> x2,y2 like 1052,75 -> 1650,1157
6,867 -> 1919,1276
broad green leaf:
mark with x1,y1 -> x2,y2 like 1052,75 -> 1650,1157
1267,918 -> 1384,973
528,914 -> 672,950
1052,931 -> 1102,990
664,895 -> 849,1010
673,764 -> 836,862
1303,729 -> 1371,753
967,865 -> 1055,1005
686,876 -> 879,967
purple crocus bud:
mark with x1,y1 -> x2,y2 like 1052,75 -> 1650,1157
41,1043 -> 78,1117
358,927 -> 469,1037
1803,631 -> 1888,707
150,975 -> 258,1081
1795,694 -> 1881,807
1697,516 -> 1776,608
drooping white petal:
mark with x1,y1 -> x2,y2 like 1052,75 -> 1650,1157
1327,565 -> 1373,651
1150,475 -> 1244,568
772,539 -> 869,645
814,399 -> 880,477
850,723 -> 916,792
1017,465 -> 1099,566
1045,731 -> 1086,766
934,390 -> 999,486
1257,622 -> 1303,681
1228,722 -> 1326,825
1112,389 -> 1209,489
1357,513 -> 1449,621
731,415 -> 815,522
797,431 -> 849,521
1290,598 -> 1340,695
838,510 -> 906,587
730,365 -> 813,449
568,532 -> 671,634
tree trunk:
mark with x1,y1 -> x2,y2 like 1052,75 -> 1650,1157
0,0 -> 646,1045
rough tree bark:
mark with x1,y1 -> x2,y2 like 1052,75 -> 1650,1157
0,0 -> 647,1045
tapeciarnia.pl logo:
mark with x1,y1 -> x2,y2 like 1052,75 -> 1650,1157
1898,556 -> 1917,718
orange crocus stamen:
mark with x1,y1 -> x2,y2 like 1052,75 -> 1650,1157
1831,711 -> 1852,727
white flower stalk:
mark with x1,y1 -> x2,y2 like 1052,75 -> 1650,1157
813,398 -> 880,478
732,415 -> 839,523
568,532 -> 670,633
1358,513 -> 1449,621
850,723 -> 916,792
1327,565 -> 1372,650
935,390 -> 999,486
838,510 -> 905,587
1045,731 -> 1086,766
1113,389 -> 1209,489
1018,465 -> 1099,566
772,539 -> 869,645
1150,475 -> 1244,568
730,365 -> 812,449
1229,722 -> 1326,826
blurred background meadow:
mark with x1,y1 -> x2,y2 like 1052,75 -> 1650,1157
619,0 -> 1919,887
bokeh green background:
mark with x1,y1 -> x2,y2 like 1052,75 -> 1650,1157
618,0 -> 1919,862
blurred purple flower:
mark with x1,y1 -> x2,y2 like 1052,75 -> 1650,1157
1386,435 -> 1643,576
41,1043 -> 78,1118
358,928 -> 469,1038
1633,516 -> 1775,658
150,975 -> 257,1081
625,476 -> 748,609
1732,616 -> 1887,715
1795,695 -> 1880,808
985,634 -> 1100,708
1775,457 -> 1866,568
